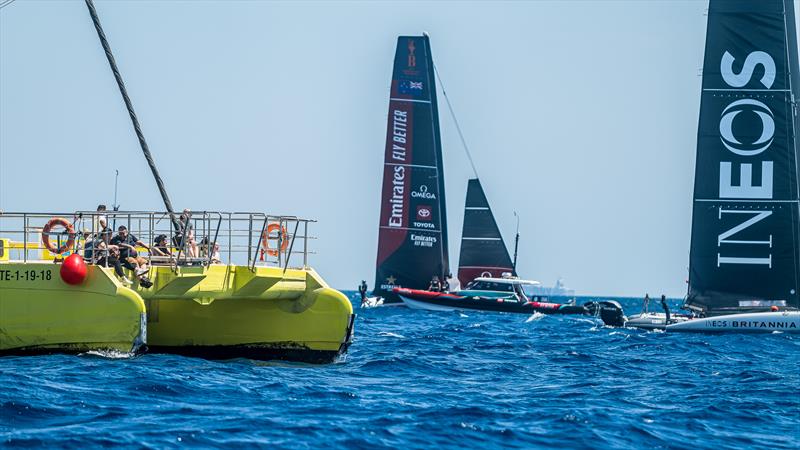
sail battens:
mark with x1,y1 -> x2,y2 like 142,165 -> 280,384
696,199 -> 800,203
389,97 -> 432,104
465,207 -> 490,210
383,162 -> 438,170
379,226 -> 442,233
703,88 -> 791,92
462,237 -> 502,241
686,0 -> 800,313
375,36 -> 449,302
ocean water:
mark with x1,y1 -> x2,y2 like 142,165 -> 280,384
1,294 -> 798,449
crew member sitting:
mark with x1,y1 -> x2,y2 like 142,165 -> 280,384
110,225 -> 150,277
151,234 -> 171,257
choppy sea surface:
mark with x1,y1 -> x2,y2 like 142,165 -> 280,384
1,294 -> 798,448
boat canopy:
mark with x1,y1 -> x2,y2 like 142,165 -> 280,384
471,277 -> 540,286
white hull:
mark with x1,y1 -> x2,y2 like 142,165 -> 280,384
400,296 -> 458,312
666,311 -> 800,333
626,312 -> 691,330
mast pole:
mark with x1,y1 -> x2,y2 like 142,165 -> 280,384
512,211 -> 520,275
84,0 -> 179,230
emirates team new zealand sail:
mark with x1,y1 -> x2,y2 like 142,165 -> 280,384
373,35 -> 449,306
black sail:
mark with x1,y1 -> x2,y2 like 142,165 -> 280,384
374,35 -> 449,302
687,0 -> 800,313
457,178 -> 514,285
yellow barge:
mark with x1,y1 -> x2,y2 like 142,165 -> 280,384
0,211 -> 354,363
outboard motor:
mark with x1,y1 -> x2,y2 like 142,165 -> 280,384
584,300 -> 626,327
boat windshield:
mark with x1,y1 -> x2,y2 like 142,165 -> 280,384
465,280 -> 514,292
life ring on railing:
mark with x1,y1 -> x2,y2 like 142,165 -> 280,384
41,217 -> 76,255
259,223 -> 289,260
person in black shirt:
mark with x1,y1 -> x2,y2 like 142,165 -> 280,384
152,234 -> 171,257
428,276 -> 441,292
110,225 -> 150,277
95,243 -> 130,284
358,280 -> 368,306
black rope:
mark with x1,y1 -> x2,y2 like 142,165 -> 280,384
432,62 -> 479,179
84,0 -> 181,232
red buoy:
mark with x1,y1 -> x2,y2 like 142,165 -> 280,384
60,253 -> 88,285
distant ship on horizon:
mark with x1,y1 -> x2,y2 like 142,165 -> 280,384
524,277 -> 576,299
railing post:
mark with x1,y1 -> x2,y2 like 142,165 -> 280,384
303,221 -> 308,268
247,214 -> 253,268
23,214 -> 28,263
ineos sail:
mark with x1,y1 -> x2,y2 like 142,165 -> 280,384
687,0 -> 800,313
457,178 -> 514,285
374,35 -> 449,303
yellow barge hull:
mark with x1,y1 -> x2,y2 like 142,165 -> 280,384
0,263 -> 146,355
142,264 -> 354,363
0,263 -> 354,363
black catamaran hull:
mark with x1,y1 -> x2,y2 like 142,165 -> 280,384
394,288 -> 625,325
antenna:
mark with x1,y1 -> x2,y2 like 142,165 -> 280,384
113,169 -> 119,211
512,211 -> 520,275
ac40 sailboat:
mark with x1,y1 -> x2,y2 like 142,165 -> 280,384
627,0 -> 800,332
369,35 -> 450,307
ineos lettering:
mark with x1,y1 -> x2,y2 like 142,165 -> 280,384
716,49 -> 777,268
720,51 -> 776,88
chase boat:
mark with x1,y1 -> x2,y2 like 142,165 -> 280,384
0,211 -> 355,362
394,276 -> 625,326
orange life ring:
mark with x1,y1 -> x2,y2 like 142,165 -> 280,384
42,217 -> 76,255
259,223 -> 289,260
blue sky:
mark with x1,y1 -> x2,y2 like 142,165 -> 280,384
1,1 -> 798,296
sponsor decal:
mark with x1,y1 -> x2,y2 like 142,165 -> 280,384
386,108 -> 410,229
388,165 -> 405,228
713,49 -> 778,268
719,99 -> 774,157
380,275 -> 398,290
416,205 -> 432,221
411,184 -> 436,200
391,109 -> 408,162
411,233 -> 437,248
407,40 -> 416,68
708,319 -> 797,329
398,80 -> 424,95
413,205 -> 436,229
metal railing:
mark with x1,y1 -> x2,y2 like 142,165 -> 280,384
0,211 -> 317,272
